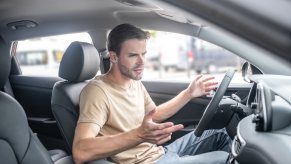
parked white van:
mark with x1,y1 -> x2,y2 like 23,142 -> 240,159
16,39 -> 65,76
15,32 -> 92,76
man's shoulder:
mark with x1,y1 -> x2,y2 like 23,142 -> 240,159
82,75 -> 107,93
81,75 -> 108,99
87,75 -> 106,87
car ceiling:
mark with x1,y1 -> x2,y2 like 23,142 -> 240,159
0,0 -> 198,43
1,0 -> 291,71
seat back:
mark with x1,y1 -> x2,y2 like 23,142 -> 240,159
51,41 -> 100,152
0,51 -> 67,162
0,37 -> 53,164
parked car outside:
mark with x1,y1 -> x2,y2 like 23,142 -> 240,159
16,33 -> 92,76
16,40 -> 64,76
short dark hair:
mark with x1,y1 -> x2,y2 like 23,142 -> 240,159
107,23 -> 150,55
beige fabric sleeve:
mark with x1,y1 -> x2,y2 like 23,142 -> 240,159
78,83 -> 109,128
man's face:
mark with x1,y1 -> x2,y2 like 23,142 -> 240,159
117,38 -> 147,80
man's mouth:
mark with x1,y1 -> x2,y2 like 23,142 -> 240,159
134,68 -> 143,74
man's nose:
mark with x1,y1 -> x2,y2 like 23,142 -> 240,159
137,55 -> 144,65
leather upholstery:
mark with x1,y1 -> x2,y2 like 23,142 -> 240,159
0,92 -> 55,164
0,37 -> 54,164
0,36 -> 68,163
52,41 -> 100,151
0,36 -> 74,164
0,37 -> 10,88
51,42 -> 115,163
59,41 -> 100,82
49,149 -> 68,162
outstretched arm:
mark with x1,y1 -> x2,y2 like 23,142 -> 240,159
73,108 -> 183,164
153,75 -> 218,122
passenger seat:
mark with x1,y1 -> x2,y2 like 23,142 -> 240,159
0,39 -> 67,163
0,36 -> 73,164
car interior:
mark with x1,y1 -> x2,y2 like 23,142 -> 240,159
51,41 -> 100,152
1,0 -> 291,164
0,37 -> 71,164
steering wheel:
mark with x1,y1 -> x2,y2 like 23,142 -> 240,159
194,70 -> 235,137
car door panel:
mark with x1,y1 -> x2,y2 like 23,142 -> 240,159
143,80 -> 252,140
10,75 -> 63,140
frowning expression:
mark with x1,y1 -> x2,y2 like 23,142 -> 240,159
116,38 -> 147,80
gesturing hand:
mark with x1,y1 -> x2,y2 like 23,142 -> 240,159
137,108 -> 184,145
187,74 -> 218,98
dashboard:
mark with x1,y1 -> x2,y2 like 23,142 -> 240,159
231,75 -> 291,164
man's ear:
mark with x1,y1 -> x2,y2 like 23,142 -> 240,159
109,51 -> 118,63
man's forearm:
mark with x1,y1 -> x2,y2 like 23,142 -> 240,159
153,89 -> 192,122
73,128 -> 143,164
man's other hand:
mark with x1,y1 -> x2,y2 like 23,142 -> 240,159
186,74 -> 218,98
136,108 -> 184,145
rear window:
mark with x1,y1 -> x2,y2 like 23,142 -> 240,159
15,32 -> 93,76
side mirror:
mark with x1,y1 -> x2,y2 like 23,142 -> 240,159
242,62 -> 263,82
242,62 -> 251,82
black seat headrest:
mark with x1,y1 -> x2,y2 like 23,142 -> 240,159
59,41 -> 100,82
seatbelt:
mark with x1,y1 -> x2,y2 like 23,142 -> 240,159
99,49 -> 111,74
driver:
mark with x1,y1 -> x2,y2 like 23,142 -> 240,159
72,23 -> 232,164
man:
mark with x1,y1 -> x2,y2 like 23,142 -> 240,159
73,23 -> 231,164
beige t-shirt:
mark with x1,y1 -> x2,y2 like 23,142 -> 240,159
78,75 -> 164,164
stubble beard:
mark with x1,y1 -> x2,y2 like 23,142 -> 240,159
118,62 -> 143,80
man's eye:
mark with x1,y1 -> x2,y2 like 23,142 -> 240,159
129,54 -> 137,57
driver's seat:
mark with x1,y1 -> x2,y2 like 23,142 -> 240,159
51,41 -> 114,163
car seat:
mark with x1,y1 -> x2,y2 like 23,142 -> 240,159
51,41 -> 114,163
0,37 -> 73,164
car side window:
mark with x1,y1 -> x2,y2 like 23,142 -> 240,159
143,31 -> 245,83
15,32 -> 93,76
